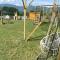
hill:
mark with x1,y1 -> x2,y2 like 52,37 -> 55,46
0,4 -> 60,13
0,4 -> 23,12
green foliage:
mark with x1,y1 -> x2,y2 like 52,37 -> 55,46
2,6 -> 19,16
0,20 -> 60,60
18,12 -> 23,16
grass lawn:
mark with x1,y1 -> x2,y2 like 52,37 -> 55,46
0,20 -> 60,60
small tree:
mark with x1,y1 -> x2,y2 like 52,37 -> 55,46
22,0 -> 34,40
2,6 -> 19,16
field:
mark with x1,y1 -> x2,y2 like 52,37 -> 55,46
0,20 -> 60,60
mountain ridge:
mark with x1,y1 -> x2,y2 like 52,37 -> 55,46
0,4 -> 59,13
0,4 -> 23,12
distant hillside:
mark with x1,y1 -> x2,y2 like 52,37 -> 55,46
28,6 -> 51,13
0,4 -> 49,12
0,4 -> 36,12
0,4 -> 23,12
0,4 -> 60,13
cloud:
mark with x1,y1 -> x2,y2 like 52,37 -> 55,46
0,0 -> 4,2
0,0 -> 22,6
14,3 -> 20,6
0,0 -> 15,2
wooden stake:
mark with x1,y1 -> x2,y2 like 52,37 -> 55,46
24,0 -> 26,40
22,0 -> 34,40
26,22 -> 42,41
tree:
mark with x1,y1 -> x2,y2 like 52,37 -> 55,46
2,6 -> 19,16
22,0 -> 34,40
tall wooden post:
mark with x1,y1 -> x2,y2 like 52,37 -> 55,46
43,6 -> 44,20
1,10 -> 3,24
22,0 -> 34,40
24,0 -> 26,40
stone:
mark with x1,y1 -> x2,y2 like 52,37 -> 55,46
38,33 -> 60,60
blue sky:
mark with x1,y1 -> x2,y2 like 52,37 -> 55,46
0,0 -> 60,6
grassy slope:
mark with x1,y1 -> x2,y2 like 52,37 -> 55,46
0,20 -> 60,60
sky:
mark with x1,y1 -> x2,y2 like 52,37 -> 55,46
0,0 -> 60,6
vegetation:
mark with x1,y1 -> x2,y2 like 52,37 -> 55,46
1,6 -> 19,16
0,20 -> 60,60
